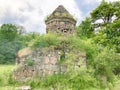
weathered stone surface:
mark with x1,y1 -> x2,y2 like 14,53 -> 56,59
13,47 -> 86,81
15,86 -> 31,90
50,57 -> 58,64
45,5 -> 76,34
14,48 -> 62,80
44,57 -> 50,64
60,65 -> 67,73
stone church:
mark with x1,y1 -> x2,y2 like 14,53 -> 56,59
13,5 -> 86,81
45,5 -> 76,34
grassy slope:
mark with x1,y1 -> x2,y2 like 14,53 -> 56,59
0,65 -> 15,90
0,65 -> 15,74
113,80 -> 120,90
0,65 -> 120,90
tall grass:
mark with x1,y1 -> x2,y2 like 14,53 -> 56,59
0,65 -> 120,90
0,65 -> 15,89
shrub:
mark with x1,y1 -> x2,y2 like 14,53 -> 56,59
27,59 -> 34,66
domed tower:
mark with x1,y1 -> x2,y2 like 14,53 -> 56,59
45,5 -> 76,34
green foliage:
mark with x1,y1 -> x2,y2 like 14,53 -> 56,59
0,24 -> 26,64
24,69 -> 101,90
26,78 -> 41,88
21,32 -> 40,47
8,73 -> 20,85
91,1 -> 115,24
90,1 -> 120,51
27,59 -> 35,66
104,20 -> 120,52
93,19 -> 120,53
0,24 -> 18,40
0,32 -> 119,89
0,65 -> 16,86
112,1 -> 120,19
77,17 -> 94,38
76,1 -> 120,54
93,48 -> 115,81
41,74 -> 65,88
0,38 -> 18,64
0,1 -> 120,89
60,51 -> 65,62
67,70 -> 99,90
29,33 -> 60,48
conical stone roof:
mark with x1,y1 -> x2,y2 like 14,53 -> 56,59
52,5 -> 70,16
45,5 -> 76,22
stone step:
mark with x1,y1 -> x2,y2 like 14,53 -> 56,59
15,86 -> 31,90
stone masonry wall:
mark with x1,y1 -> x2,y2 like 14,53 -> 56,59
13,48 -> 67,81
46,18 -> 76,34
13,47 -> 86,81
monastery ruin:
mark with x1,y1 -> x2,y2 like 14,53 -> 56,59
13,5 -> 86,81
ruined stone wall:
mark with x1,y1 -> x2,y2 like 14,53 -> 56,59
13,48 -> 86,81
13,48 -> 67,81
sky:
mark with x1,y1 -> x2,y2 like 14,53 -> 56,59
0,0 -> 119,33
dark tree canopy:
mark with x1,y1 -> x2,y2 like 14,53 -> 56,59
91,1 -> 115,25
0,24 -> 18,40
0,24 -> 24,64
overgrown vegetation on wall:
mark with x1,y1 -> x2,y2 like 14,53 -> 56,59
0,0 -> 120,90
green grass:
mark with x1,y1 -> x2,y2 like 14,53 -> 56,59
0,64 -> 120,90
0,86 -> 15,90
0,65 -> 15,89
113,79 -> 120,90
0,65 -> 15,73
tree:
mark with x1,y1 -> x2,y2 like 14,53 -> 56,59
94,19 -> 120,53
77,17 -> 94,38
104,20 -> 120,52
16,25 -> 26,34
90,1 -> 120,52
91,1 -> 115,26
93,47 -> 120,83
0,24 -> 24,64
113,1 -> 120,20
0,24 -> 18,40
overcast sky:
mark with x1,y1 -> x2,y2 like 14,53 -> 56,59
0,0 -> 119,33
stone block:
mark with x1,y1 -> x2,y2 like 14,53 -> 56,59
20,86 -> 31,90
49,57 -> 58,64
38,71 -> 43,76
38,64 -> 44,70
44,64 -> 51,70
52,65 -> 59,72
44,57 -> 50,64
60,65 -> 67,73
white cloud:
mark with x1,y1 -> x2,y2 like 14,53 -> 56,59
0,0 -> 82,33
82,0 -> 119,5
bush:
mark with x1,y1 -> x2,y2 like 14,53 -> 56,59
29,33 -> 60,48
93,48 -> 116,83
27,59 -> 34,66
